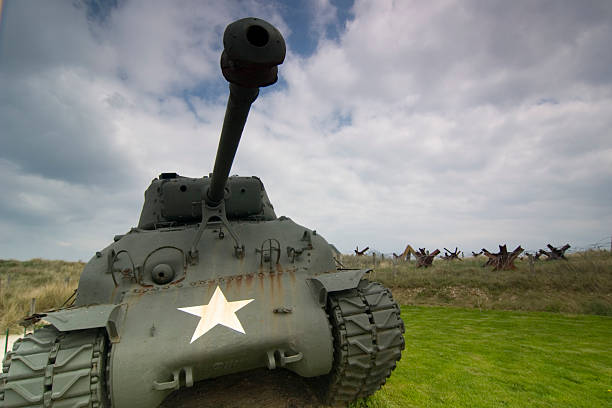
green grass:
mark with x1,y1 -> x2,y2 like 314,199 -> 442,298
350,306 -> 612,408
341,251 -> 612,315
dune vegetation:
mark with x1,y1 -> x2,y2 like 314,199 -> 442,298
0,259 -> 83,332
340,250 -> 612,316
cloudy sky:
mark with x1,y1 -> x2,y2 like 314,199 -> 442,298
1,0 -> 611,261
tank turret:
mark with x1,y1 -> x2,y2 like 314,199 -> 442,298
137,18 -> 285,258
1,18 -> 405,408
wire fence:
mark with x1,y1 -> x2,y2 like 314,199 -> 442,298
568,237 -> 612,252
523,237 -> 611,256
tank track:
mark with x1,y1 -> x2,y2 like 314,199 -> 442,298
0,326 -> 109,408
325,280 -> 405,406
326,280 -> 404,406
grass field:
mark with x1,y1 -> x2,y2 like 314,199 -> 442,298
352,306 -> 612,408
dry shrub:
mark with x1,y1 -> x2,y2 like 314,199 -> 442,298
1,259 -> 83,331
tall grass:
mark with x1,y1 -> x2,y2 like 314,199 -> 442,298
0,259 -> 83,331
342,250 -> 612,315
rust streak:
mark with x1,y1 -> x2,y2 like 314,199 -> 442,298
276,271 -> 282,293
169,276 -> 186,286
269,273 -> 275,299
235,275 -> 242,290
258,273 -> 264,292
207,280 -> 216,291
110,286 -> 118,303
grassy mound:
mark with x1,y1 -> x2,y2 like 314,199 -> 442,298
340,250 -> 612,316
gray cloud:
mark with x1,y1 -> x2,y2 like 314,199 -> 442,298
0,71 -> 133,185
1,0 -> 611,261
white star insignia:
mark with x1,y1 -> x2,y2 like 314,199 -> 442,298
178,286 -> 254,344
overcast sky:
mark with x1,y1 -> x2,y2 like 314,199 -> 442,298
1,0 -> 611,261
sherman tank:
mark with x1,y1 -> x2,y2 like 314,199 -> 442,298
0,17 -> 404,408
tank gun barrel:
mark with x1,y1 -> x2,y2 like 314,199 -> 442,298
206,18 -> 286,206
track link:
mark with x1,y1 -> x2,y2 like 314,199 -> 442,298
0,327 -> 109,408
325,280 -> 405,406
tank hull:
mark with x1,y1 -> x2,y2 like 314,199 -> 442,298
109,270 -> 333,408
67,217 -> 338,406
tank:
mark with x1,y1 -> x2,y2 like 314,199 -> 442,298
0,17 -> 404,408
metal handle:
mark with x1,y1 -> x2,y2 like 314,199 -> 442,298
152,366 -> 193,391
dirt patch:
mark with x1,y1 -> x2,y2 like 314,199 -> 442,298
160,368 -> 333,408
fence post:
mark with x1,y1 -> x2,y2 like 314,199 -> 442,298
373,253 -> 376,267
30,298 -> 36,316
4,328 -> 8,355
528,254 -> 535,273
